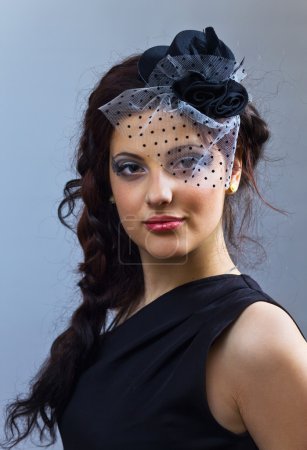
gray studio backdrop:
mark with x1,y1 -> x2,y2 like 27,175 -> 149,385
1,0 -> 306,448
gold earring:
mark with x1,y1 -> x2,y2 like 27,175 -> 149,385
226,183 -> 237,195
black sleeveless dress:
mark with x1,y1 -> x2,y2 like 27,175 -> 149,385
57,273 -> 306,450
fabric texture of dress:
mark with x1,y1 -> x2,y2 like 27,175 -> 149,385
57,273 -> 306,450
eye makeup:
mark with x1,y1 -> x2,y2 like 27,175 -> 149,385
111,144 -> 213,178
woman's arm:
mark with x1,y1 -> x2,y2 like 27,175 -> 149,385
228,301 -> 307,450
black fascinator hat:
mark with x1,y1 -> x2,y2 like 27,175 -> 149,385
137,26 -> 248,119
138,27 -> 235,83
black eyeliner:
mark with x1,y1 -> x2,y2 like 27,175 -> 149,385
111,158 -> 123,174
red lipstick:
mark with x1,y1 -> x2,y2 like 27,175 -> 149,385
144,215 -> 184,223
144,219 -> 185,232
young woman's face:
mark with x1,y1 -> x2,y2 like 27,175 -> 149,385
109,111 -> 239,262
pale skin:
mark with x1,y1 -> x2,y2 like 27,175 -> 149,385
109,113 -> 307,449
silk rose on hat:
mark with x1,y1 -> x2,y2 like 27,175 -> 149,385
171,70 -> 249,119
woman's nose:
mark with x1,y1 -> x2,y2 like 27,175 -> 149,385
144,167 -> 174,206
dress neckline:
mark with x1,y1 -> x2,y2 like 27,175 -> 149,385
103,273 -> 248,336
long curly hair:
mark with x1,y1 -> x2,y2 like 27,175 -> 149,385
1,53 -> 287,449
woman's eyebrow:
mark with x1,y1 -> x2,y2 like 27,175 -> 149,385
112,144 -> 203,160
112,151 -> 146,161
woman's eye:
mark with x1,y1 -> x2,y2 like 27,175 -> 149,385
175,156 -> 197,170
113,161 -> 145,176
172,153 -> 212,170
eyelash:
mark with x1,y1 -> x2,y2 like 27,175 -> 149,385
112,153 -> 212,177
113,161 -> 144,176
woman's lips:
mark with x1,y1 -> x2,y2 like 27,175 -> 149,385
144,219 -> 185,232
144,215 -> 184,223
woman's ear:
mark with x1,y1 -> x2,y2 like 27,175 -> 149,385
229,145 -> 243,187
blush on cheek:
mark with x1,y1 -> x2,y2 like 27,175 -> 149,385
192,188 -> 224,219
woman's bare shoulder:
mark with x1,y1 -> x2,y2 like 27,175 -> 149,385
227,300 -> 306,356
223,300 -> 307,449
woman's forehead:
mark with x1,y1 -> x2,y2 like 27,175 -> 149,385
110,110 -> 206,153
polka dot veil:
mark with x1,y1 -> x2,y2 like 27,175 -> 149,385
98,28 -> 249,189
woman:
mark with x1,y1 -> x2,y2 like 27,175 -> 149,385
2,27 -> 307,450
